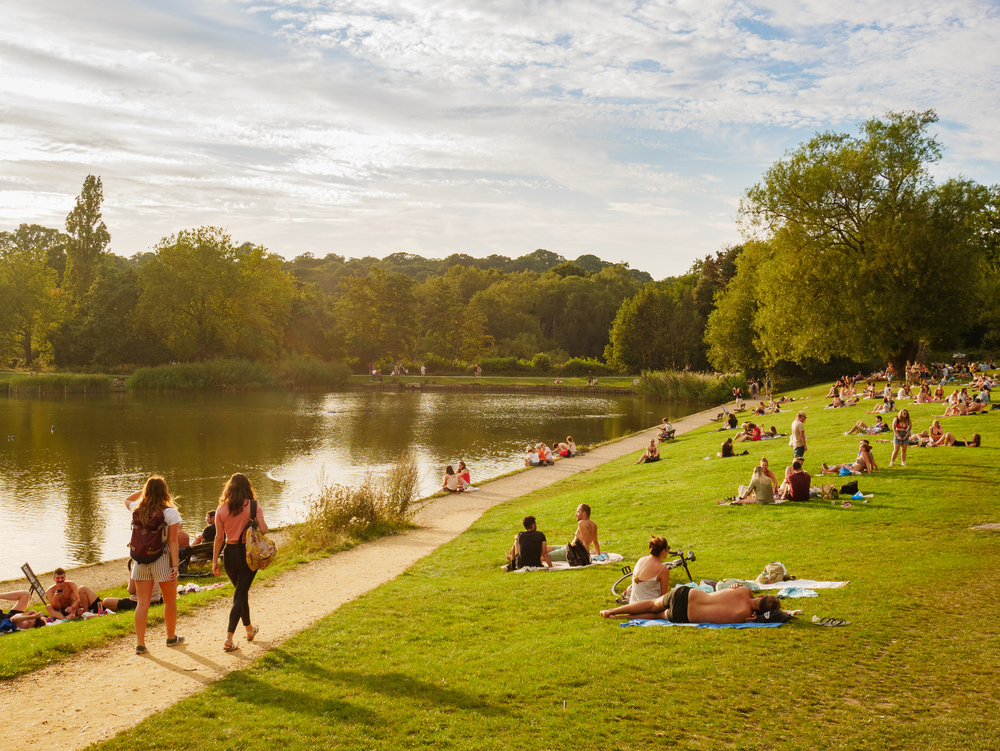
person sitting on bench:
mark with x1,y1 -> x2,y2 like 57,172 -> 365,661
45,568 -> 101,619
657,419 -> 674,441
193,510 -> 217,545
599,582 -> 781,624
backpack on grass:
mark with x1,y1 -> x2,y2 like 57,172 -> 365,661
565,538 -> 591,567
129,508 -> 166,564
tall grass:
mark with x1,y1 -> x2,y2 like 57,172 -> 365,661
127,357 -> 352,392
636,369 -> 747,403
0,373 -> 117,393
289,452 -> 420,553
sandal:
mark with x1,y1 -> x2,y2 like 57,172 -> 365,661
246,625 -> 259,642
812,616 -> 851,627
223,639 -> 237,652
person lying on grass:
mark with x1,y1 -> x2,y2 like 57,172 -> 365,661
0,590 -> 47,632
866,398 -> 895,415
845,415 -> 888,435
930,432 -> 981,447
600,582 -> 781,624
821,440 -> 878,474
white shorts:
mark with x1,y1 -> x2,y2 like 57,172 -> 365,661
131,554 -> 172,583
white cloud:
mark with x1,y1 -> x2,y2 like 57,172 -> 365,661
0,0 -> 997,276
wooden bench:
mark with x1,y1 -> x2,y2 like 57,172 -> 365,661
178,542 -> 224,577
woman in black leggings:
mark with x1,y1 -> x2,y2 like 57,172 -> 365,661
211,473 -> 268,652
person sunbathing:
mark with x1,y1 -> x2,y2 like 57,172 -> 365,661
943,400 -> 968,417
599,582 -> 781,624
931,432 -> 981,447
636,439 -> 661,464
967,397 -> 985,414
845,416 -> 887,435
626,537 -> 673,602
45,568 -> 100,619
825,383 -> 840,399
821,440 -> 877,474
866,398 -> 894,415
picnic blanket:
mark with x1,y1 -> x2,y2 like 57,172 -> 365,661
504,552 -> 624,573
619,619 -> 784,629
756,579 -> 848,590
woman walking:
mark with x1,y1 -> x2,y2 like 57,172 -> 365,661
212,473 -> 267,652
124,476 -> 183,654
890,409 -> 912,467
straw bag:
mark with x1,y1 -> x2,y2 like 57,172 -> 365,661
242,499 -> 277,571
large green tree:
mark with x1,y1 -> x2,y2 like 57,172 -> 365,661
137,227 -> 294,360
0,225 -> 65,365
337,268 -> 418,365
716,110 -> 990,373
64,175 -> 111,302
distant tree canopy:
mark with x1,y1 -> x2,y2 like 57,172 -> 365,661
707,110 -> 994,374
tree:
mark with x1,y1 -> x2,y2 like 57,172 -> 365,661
337,268 -> 418,365
0,225 -> 65,365
137,227 -> 294,360
604,281 -> 702,372
64,175 -> 111,302
728,110 -> 989,373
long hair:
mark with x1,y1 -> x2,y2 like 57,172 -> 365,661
751,466 -> 765,483
219,473 -> 255,516
135,476 -> 174,526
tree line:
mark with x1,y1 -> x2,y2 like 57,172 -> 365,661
5,111 -> 994,379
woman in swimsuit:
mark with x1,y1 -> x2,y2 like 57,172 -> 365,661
889,409 -> 912,467
932,432 -> 981,447
628,536 -> 672,603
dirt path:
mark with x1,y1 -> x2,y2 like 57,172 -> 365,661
1,408 -> 719,748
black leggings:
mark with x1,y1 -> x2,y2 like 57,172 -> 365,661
224,543 -> 258,633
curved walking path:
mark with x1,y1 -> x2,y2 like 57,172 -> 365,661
1,408 -> 718,749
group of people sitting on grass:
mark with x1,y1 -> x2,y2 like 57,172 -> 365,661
441,460 -> 473,492
504,504 -> 602,570
524,437 -> 577,467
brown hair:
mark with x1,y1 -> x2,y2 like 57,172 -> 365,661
648,536 -> 668,556
757,594 -> 781,613
54,567 -> 66,576
135,476 -> 175,526
522,516 -> 536,530
578,504 -> 591,518
219,473 -> 255,516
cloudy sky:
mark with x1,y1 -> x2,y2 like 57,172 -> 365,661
2,0 -> 999,278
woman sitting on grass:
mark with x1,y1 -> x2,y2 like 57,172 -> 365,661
636,439 -> 661,464
821,440 -> 878,474
719,466 -> 775,505
627,536 -> 673,603
442,465 -> 463,492
734,422 -> 761,443
718,438 -> 735,458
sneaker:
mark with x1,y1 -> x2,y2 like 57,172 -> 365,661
166,635 -> 185,647
901,462 -> 906,467
888,461 -> 894,467
135,644 -> 148,655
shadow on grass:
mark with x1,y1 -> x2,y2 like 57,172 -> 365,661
218,648 -> 509,719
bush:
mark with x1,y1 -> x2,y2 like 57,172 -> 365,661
419,353 -> 468,375
636,370 -> 747,403
268,356 -> 351,389
556,357 -> 618,377
478,356 -> 534,376
289,452 -> 419,552
531,353 -> 552,373
127,359 -> 276,391
0,373 -> 116,393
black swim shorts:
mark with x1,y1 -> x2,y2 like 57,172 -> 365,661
657,586 -> 690,623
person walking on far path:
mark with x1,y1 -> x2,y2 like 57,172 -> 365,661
789,411 -> 807,463
212,473 -> 268,652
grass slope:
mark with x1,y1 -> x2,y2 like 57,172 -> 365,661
92,382 -> 1000,750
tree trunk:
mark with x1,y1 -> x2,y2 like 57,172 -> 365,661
890,341 -> 921,381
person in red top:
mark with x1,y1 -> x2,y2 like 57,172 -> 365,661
212,473 -> 267,652
779,460 -> 812,501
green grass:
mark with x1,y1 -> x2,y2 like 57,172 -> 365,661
350,375 -> 639,388
91,381 -> 1000,749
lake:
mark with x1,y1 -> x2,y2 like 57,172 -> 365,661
0,389 -> 705,579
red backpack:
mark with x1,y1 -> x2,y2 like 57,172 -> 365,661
129,508 -> 167,563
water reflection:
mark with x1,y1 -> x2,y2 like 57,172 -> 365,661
0,390 -> 701,579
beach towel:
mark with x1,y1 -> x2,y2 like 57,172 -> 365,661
504,552 -> 623,573
619,619 -> 784,629
756,579 -> 848,590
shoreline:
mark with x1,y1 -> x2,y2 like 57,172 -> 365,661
0,404 -> 722,749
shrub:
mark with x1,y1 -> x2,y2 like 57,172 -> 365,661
267,356 -> 351,389
636,370 -> 747,403
478,356 -> 534,376
556,357 -> 618,377
289,452 -> 419,553
127,359 -> 276,391
0,373 -> 115,393
531,353 -> 552,373
420,353 -> 468,375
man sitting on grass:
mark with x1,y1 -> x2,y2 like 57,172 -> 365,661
505,516 -> 552,570
599,582 -> 781,624
547,504 -> 601,562
45,568 -> 101,619
778,460 -> 811,501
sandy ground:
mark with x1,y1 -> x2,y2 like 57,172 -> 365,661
1,408 -> 719,749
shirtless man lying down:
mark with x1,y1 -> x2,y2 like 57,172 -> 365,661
599,582 -> 780,624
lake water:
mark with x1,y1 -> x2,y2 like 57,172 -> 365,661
0,389 -> 704,580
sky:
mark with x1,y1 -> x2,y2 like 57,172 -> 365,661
2,0 -> 999,279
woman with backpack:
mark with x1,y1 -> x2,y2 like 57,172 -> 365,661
212,473 -> 267,652
124,476 -> 184,654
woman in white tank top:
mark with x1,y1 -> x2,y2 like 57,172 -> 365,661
629,536 -> 672,603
